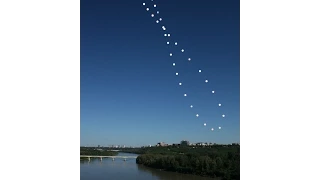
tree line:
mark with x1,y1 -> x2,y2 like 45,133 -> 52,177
80,147 -> 118,156
135,145 -> 240,180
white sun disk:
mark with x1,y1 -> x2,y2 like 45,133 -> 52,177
141,4 -> 229,128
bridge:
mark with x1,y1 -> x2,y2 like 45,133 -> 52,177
80,155 -> 137,161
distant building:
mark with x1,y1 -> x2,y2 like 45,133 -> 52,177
195,142 -> 206,146
180,140 -> 190,146
156,142 -> 168,147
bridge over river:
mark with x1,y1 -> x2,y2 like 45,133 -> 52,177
80,155 -> 138,161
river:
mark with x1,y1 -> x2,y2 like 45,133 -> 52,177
80,152 -> 215,180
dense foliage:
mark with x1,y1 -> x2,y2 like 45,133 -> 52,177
136,145 -> 240,180
119,148 -> 144,154
80,147 -> 118,156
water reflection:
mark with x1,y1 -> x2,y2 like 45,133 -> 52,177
80,159 -> 90,165
80,153 -> 215,180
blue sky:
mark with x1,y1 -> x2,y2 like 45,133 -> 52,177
81,0 -> 239,147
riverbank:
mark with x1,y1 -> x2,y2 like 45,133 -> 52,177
135,145 -> 240,180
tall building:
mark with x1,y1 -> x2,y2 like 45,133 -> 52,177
180,140 -> 190,146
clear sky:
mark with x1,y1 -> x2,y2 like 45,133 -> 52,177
80,0 -> 239,147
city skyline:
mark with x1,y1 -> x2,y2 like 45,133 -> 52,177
81,0 -> 240,147
81,140 -> 240,148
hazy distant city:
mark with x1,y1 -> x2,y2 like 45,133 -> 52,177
81,140 -> 240,148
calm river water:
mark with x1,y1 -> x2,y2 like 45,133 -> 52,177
80,152 -> 214,180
